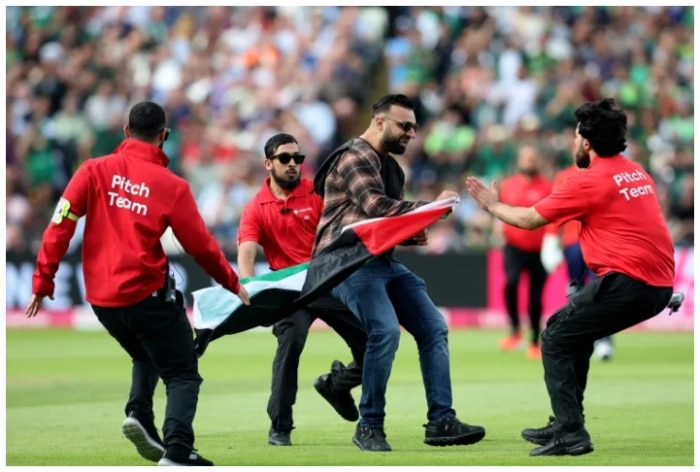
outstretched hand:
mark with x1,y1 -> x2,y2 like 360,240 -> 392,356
465,177 -> 499,210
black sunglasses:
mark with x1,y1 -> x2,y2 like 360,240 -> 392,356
269,152 -> 305,165
384,117 -> 419,132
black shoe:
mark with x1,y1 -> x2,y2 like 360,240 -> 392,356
521,416 -> 561,446
529,427 -> 594,456
194,328 -> 214,358
353,423 -> 392,451
424,416 -> 486,447
121,411 -> 165,462
268,429 -> 292,446
157,447 -> 213,466
314,372 -> 359,422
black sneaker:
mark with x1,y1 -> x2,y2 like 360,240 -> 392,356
314,373 -> 359,422
353,423 -> 392,451
157,447 -> 213,466
521,416 -> 561,446
268,429 -> 292,446
424,416 -> 486,447
529,427 -> 594,456
121,411 -> 165,462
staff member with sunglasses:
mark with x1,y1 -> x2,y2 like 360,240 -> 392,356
237,133 -> 367,447
26,101 -> 250,466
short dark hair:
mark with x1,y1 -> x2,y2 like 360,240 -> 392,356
574,98 -> 627,157
371,94 -> 414,117
128,101 -> 167,140
264,133 -> 298,158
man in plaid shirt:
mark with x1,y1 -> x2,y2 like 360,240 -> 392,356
311,94 -> 486,452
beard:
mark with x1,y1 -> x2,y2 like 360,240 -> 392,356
575,142 -> 591,169
383,132 -> 409,155
271,167 -> 301,190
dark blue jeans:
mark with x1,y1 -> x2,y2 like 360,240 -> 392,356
563,242 -> 595,283
331,257 -> 456,427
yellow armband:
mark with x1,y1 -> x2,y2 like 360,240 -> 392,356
52,198 -> 80,224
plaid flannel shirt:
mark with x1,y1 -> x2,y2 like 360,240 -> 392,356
312,138 -> 427,255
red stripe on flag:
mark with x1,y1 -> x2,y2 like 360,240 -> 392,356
349,203 -> 454,255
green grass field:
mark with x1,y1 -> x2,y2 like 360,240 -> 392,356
6,328 -> 694,466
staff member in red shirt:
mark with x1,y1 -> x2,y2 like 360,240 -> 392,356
26,101 -> 250,467
497,145 -> 553,359
237,133 -> 367,447
467,98 -> 675,457
543,165 -> 614,361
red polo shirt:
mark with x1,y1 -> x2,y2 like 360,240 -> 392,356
238,177 -> 322,270
499,174 -> 553,251
535,155 -> 675,287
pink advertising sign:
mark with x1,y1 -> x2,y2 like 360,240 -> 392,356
486,247 -> 694,331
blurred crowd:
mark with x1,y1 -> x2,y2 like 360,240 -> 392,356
6,6 -> 694,255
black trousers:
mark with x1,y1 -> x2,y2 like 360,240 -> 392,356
541,272 -> 672,430
93,293 -> 202,450
267,294 -> 366,432
503,243 -> 548,343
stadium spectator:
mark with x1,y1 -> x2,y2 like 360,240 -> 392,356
668,172 -> 694,246
196,160 -> 256,252
6,165 -> 32,252
7,6 -> 388,251
384,6 -> 693,250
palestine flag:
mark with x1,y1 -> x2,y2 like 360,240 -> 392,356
293,196 -> 459,307
192,263 -> 308,356
192,197 -> 458,356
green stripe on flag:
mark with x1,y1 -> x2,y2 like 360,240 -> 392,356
193,262 -> 309,331
240,262 -> 310,284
